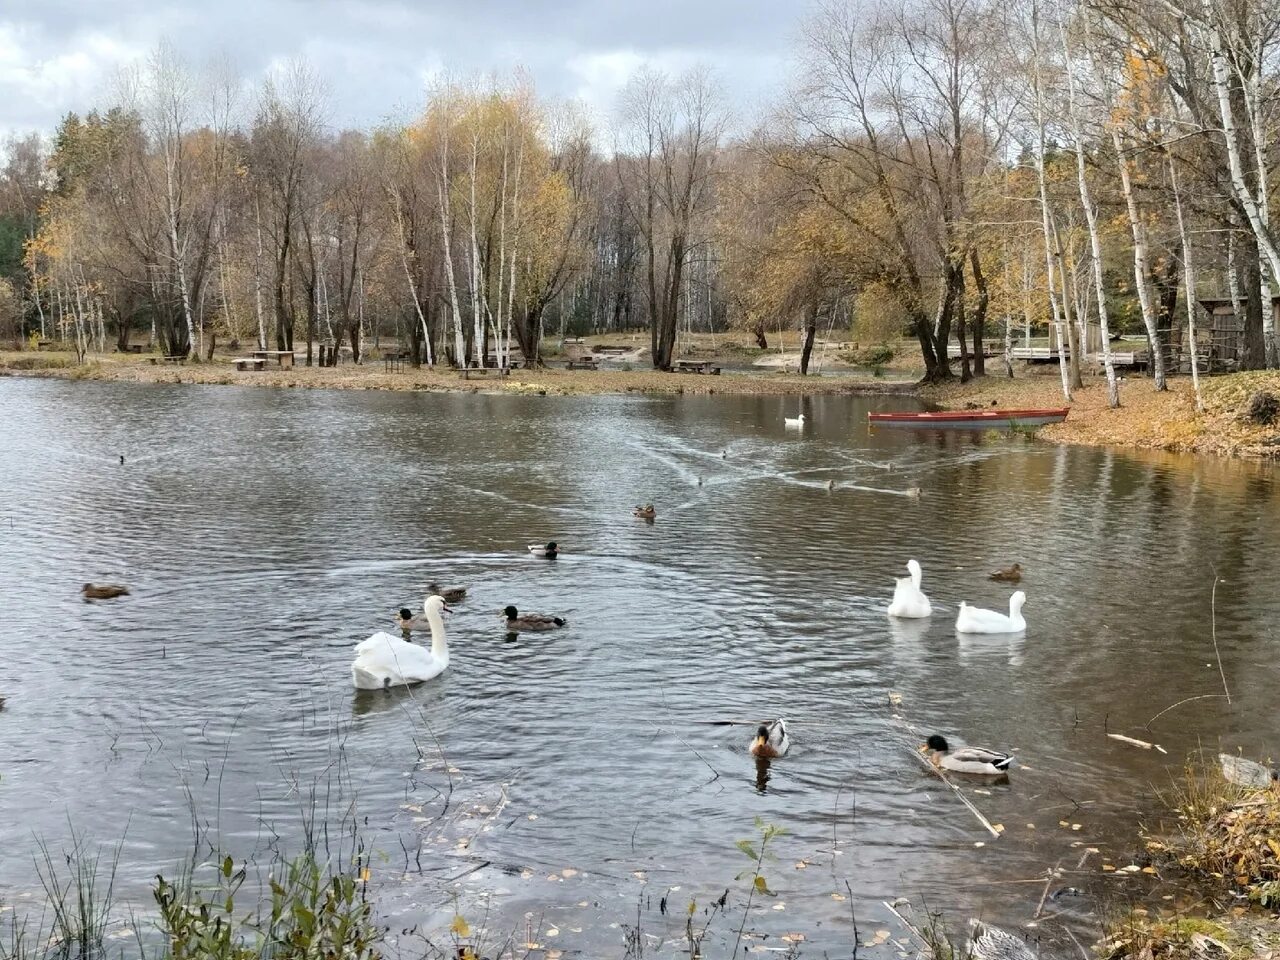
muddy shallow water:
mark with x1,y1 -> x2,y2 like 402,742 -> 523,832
0,378 -> 1276,956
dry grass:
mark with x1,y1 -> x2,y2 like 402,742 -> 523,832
0,349 -> 915,398
923,368 -> 1280,460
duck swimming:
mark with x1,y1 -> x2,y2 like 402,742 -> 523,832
427,582 -> 467,604
528,541 -> 559,559
784,413 -> 806,428
394,607 -> 428,638
352,595 -> 451,689
82,583 -> 129,601
989,563 -> 1023,583
955,591 -> 1026,634
633,504 -> 656,520
749,719 -> 790,758
887,559 -> 931,619
923,734 -> 1014,775
502,605 -> 566,632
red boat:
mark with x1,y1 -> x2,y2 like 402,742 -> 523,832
868,407 -> 1070,429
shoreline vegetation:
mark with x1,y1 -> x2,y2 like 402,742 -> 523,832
5,335 -> 1280,461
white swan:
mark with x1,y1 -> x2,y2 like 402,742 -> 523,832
955,591 -> 1026,634
784,413 -> 806,428
352,595 -> 450,689
887,559 -> 932,618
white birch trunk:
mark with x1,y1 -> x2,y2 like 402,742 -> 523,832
1030,6 -> 1072,401
435,127 -> 467,366
1168,156 -> 1204,411
467,134 -> 484,365
1110,128 -> 1167,390
253,195 -> 267,349
1060,16 -> 1119,406
1206,14 -> 1280,364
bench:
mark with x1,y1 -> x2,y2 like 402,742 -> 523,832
119,344 -> 144,354
252,350 -> 295,369
565,358 -> 599,371
594,347 -> 629,357
148,355 -> 186,365
383,353 -> 407,373
36,340 -> 55,351
233,357 -> 267,372
673,360 -> 721,375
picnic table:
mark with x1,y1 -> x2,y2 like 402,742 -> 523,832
564,358 -> 599,371
252,350 -> 295,369
673,360 -> 721,375
148,355 -> 186,365
233,357 -> 267,372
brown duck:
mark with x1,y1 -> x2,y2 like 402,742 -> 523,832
82,583 -> 129,600
633,504 -> 656,521
988,563 -> 1022,583
427,583 -> 467,604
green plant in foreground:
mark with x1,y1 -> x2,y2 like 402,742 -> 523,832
155,854 -> 379,960
731,819 -> 785,959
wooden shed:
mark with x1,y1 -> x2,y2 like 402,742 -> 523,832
1197,296 -> 1280,370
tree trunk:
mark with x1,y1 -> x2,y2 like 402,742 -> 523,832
969,247 -> 989,377
753,323 -> 767,349
1111,129 -> 1167,390
1240,242 -> 1266,369
799,301 -> 818,375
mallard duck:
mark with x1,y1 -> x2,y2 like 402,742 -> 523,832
501,605 -> 566,632
528,541 -> 559,559
394,607 -> 428,637
887,559 -> 932,618
633,504 -> 656,520
427,582 -> 467,604
749,719 -> 790,758
784,413 -> 806,428
923,734 -> 1014,775
989,563 -> 1022,583
82,583 -> 129,600
956,591 -> 1026,634
966,920 -> 1036,960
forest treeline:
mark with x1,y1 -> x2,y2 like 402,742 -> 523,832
0,0 -> 1278,399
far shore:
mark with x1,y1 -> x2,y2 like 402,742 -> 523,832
5,346 -> 1279,462
0,349 -> 916,398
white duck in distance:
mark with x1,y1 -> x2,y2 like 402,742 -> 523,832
923,734 -> 1014,775
352,595 -> 451,690
887,559 -> 932,618
955,590 -> 1026,634
784,412 -> 806,428
749,719 -> 790,758
528,541 -> 559,559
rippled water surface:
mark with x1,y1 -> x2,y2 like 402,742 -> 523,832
1,377 -> 1278,956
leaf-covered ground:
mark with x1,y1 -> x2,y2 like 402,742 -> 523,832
924,369 -> 1280,460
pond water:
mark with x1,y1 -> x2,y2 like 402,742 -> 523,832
0,377 -> 1277,958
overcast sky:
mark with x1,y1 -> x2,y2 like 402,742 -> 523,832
0,1 -> 803,140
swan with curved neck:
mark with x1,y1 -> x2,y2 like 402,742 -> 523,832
955,591 -> 1026,634
352,595 -> 451,689
887,559 -> 932,618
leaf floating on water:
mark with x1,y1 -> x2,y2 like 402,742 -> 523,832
782,933 -> 806,943
632,871 -> 647,881
831,893 -> 847,902
889,692 -> 904,706
974,842 -> 986,848
1102,865 -> 1116,872
863,930 -> 892,947
992,823 -> 1005,834
561,868 -> 578,878
794,861 -> 808,870
1141,867 -> 1158,875
1071,824 -> 1083,831
545,926 -> 560,937
520,869 -> 534,880
1059,820 -> 1071,828
1026,823 -> 1036,830
527,814 -> 539,821
450,916 -> 472,938
771,902 -> 786,910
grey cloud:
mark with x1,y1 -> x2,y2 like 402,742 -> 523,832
1,0 -> 799,137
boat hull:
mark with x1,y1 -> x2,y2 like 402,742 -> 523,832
869,408 -> 1069,430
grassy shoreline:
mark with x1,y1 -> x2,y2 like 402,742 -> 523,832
0,350 -> 916,398
6,350 -> 1280,460
923,369 -> 1280,461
